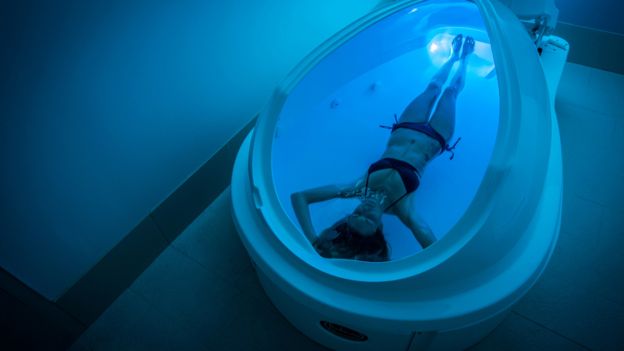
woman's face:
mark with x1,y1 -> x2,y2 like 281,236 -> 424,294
347,198 -> 383,236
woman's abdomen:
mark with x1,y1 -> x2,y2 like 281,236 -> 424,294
382,129 -> 440,174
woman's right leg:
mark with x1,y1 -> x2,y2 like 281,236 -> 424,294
399,34 -> 463,123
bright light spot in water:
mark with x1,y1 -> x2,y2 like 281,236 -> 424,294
408,8 -> 418,14
427,33 -> 453,64
427,32 -> 496,78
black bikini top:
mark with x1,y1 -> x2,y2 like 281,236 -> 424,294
380,114 -> 461,160
364,157 -> 420,211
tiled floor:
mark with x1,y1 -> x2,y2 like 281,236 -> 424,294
70,63 -> 624,350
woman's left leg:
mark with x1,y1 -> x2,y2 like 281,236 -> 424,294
429,36 -> 475,141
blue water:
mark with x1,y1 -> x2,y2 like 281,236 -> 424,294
272,1 -> 499,260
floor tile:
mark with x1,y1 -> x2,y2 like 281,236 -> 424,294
72,289 -> 213,351
514,261 -> 624,351
70,290 -> 152,351
557,102 -> 624,207
129,246 -> 242,340
68,340 -> 91,351
230,263 -> 266,298
171,189 -> 256,290
603,120 -> 624,181
557,63 -> 624,117
214,292 -> 328,351
590,207 -> 624,306
468,312 -> 587,351
544,229 -> 602,284
118,300 -> 211,351
599,206 -> 624,241
557,103 -> 616,155
513,99 -> 624,350
525,227 -> 605,319
556,63 -> 592,108
559,194 -> 604,240
586,67 -> 624,117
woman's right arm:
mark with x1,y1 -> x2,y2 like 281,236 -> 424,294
291,182 -> 360,243
392,196 -> 437,248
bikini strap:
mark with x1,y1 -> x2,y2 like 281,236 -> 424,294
380,115 -> 462,161
379,113 -> 399,130
444,137 -> 462,160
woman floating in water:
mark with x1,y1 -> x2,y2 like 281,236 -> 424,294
291,34 -> 475,262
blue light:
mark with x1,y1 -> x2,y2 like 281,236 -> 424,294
427,32 -> 495,78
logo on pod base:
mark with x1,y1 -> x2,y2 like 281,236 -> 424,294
320,321 -> 368,342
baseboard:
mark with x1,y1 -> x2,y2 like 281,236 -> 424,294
0,268 -> 84,350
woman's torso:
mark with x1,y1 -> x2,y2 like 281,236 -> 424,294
382,128 -> 441,173
355,129 -> 440,209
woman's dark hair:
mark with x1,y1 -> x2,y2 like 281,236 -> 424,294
313,219 -> 389,262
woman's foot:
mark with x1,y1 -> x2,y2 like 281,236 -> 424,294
451,34 -> 463,60
461,36 -> 475,59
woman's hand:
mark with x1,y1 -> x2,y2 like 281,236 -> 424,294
338,189 -> 354,198
338,179 -> 365,199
